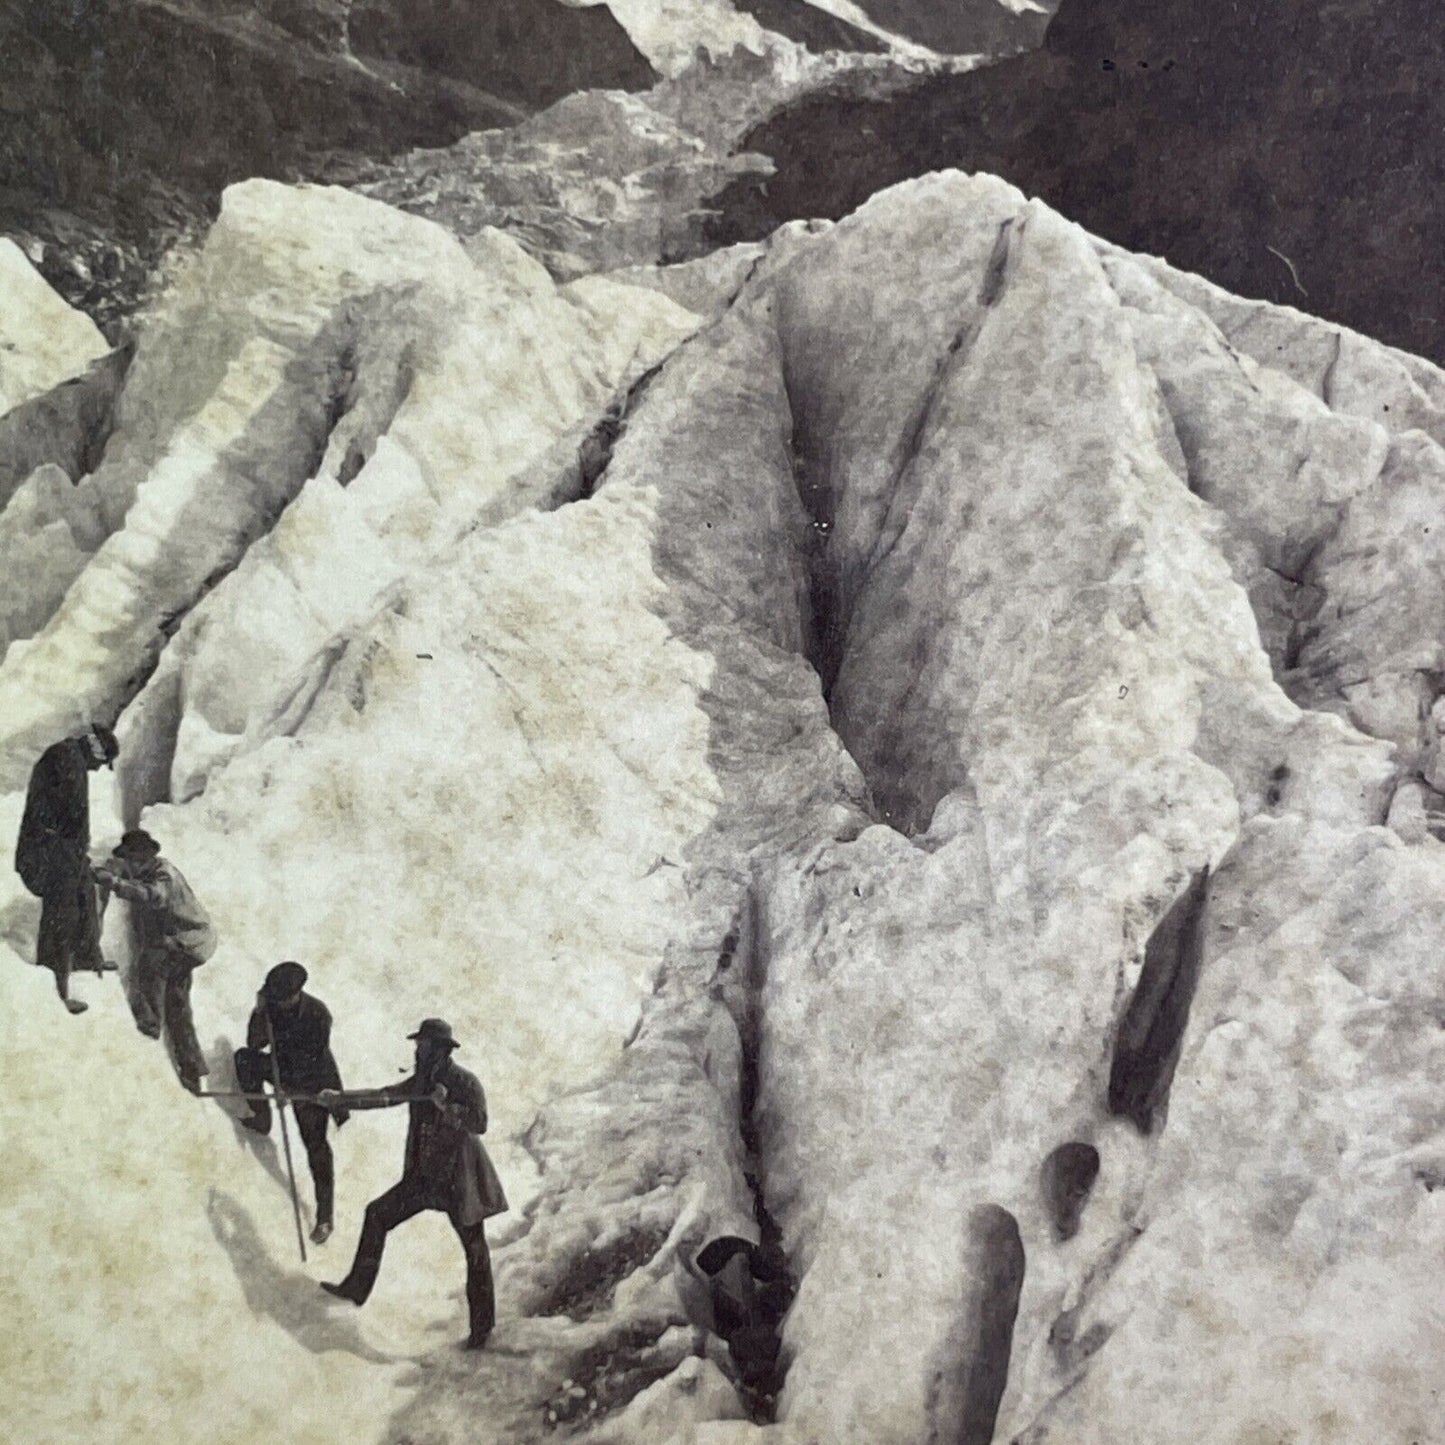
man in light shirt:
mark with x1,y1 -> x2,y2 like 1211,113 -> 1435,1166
95,828 -> 216,1092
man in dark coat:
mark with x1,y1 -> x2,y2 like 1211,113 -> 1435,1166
234,962 -> 347,1244
93,829 -> 217,1093
14,724 -> 119,1015
318,1018 -> 508,1348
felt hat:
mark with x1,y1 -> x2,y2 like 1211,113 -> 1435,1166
112,829 -> 161,861
407,1017 -> 459,1049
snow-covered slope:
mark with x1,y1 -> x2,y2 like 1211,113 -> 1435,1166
0,182 -> 698,775
0,930 -> 450,1445
3,170 -> 1445,1444
594,0 -> 1052,72
353,44 -> 930,286
0,239 -> 109,415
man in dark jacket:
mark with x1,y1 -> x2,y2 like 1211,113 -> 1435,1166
93,829 -> 217,1093
234,962 -> 347,1244
318,1018 -> 507,1348
14,724 -> 119,1015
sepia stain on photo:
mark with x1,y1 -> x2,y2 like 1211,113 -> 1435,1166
2,1 -> 1443,1441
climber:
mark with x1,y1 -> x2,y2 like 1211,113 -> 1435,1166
13,724 -> 120,1015
685,1236 -> 793,1393
92,829 -> 217,1092
234,962 -> 348,1245
317,1017 -> 507,1349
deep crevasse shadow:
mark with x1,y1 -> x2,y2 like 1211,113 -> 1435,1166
1107,865 -> 1211,1134
206,1188 -> 401,1365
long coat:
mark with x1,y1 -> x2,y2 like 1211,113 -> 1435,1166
361,1058 -> 508,1226
246,993 -> 345,1096
15,739 -> 90,897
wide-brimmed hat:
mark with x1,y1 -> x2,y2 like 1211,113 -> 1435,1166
407,1017 -> 459,1049
112,829 -> 161,862
263,961 -> 308,999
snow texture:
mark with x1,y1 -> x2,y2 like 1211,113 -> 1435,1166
3,170 -> 1445,1444
0,239 -> 109,415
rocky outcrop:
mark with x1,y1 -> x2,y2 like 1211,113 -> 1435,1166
599,0 -> 1049,74
3,168 -> 1444,1444
708,0 -> 1445,366
347,0 -> 656,98
0,0 -> 1062,336
728,0 -> 1054,59
0,0 -> 655,331
352,88 -> 767,284
844,0 -> 1049,54
351,46 -> 926,284
732,0 -> 888,55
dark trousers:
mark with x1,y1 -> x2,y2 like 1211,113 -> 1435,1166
233,1047 -> 335,1227
131,947 -> 206,1081
37,867 -> 102,998
338,1179 -> 494,1340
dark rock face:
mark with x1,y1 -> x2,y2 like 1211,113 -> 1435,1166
0,0 -> 656,333
848,0 -> 1048,55
732,0 -> 1053,58
346,0 -> 656,105
731,0 -> 889,55
737,0 -> 1052,55
706,0 -> 1445,363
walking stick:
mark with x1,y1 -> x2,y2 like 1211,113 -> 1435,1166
264,1009 -> 308,1265
197,1088 -> 325,1103
196,1088 -> 431,1105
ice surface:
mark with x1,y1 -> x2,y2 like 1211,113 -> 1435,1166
4,172 -> 1445,1443
0,239 -> 109,416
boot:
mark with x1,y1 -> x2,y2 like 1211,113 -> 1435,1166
310,1220 -> 333,1245
320,1280 -> 360,1304
238,1094 -> 272,1135
64,997 -> 88,1015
